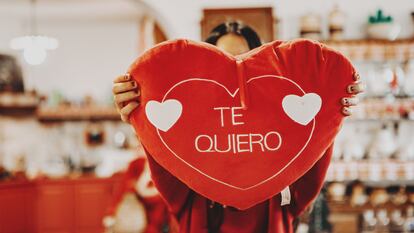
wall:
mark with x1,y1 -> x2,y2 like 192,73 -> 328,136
0,0 -> 142,101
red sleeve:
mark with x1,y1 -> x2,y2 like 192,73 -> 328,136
145,150 -> 191,216
106,158 -> 146,215
288,144 -> 333,216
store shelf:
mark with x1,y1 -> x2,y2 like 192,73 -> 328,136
345,118 -> 414,123
0,92 -> 38,116
326,160 -> 414,184
363,95 -> 414,100
328,201 -> 411,214
322,38 -> 414,61
36,106 -> 121,122
324,38 -> 414,45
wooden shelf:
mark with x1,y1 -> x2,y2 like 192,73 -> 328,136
347,97 -> 414,122
322,38 -> 414,61
346,118 -> 414,123
323,38 -> 414,44
0,92 -> 38,116
36,106 -> 121,122
326,160 -> 414,184
328,201 -> 411,214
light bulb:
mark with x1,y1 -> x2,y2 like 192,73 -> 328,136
10,36 -> 58,66
23,44 -> 47,65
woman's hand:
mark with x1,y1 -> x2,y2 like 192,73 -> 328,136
341,72 -> 364,116
113,74 -> 140,123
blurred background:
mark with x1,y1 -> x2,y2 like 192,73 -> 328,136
1,0 -> 414,233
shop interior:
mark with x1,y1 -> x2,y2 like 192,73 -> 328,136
1,0 -> 414,232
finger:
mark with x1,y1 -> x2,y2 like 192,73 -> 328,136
113,73 -> 131,83
347,82 -> 365,94
341,97 -> 359,106
120,102 -> 140,117
113,81 -> 137,94
115,101 -> 124,114
353,72 -> 361,81
114,90 -> 140,104
121,114 -> 130,123
342,107 -> 353,116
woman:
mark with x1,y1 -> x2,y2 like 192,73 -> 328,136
112,22 -> 364,233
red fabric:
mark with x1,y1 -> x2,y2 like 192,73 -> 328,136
128,39 -> 355,209
107,157 -> 171,233
146,144 -> 333,233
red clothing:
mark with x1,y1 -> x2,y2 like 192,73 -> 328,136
146,145 -> 333,233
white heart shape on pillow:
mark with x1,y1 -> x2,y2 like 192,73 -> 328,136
282,93 -> 322,126
145,99 -> 182,132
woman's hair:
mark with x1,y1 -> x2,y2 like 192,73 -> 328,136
205,21 -> 262,49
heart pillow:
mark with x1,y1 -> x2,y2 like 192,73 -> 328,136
128,39 -> 355,210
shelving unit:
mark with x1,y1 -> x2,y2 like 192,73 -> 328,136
346,98 -> 414,124
36,105 -> 120,122
323,39 -> 414,61
322,38 -> 414,233
329,201 -> 412,214
327,161 -> 414,183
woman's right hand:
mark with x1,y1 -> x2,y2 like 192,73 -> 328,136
113,74 -> 140,123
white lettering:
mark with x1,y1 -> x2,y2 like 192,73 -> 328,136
195,135 -> 214,152
236,134 -> 250,152
231,106 -> 245,125
264,131 -> 282,151
213,107 -> 231,127
249,133 -> 265,152
195,132 -> 282,154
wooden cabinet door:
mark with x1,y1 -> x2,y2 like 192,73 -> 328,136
74,183 -> 113,233
34,184 -> 75,233
0,185 -> 33,233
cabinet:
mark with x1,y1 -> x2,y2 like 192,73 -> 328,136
0,175 -> 121,233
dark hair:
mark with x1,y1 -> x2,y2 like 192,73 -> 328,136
205,21 -> 262,49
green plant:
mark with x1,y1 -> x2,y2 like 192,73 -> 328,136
369,9 -> 393,24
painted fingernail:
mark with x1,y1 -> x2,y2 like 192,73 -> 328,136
347,85 -> 353,93
131,81 -> 136,87
347,83 -> 364,94
124,73 -> 131,81
341,97 -> 358,106
353,72 -> 360,81
342,107 -> 352,116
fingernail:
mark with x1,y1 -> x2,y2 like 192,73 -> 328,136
347,84 -> 357,94
342,107 -> 352,116
136,89 -> 141,96
348,83 -> 365,94
347,85 -> 353,94
124,74 -> 131,81
131,81 -> 136,87
353,72 -> 360,81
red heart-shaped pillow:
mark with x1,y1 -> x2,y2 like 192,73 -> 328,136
128,39 -> 355,210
